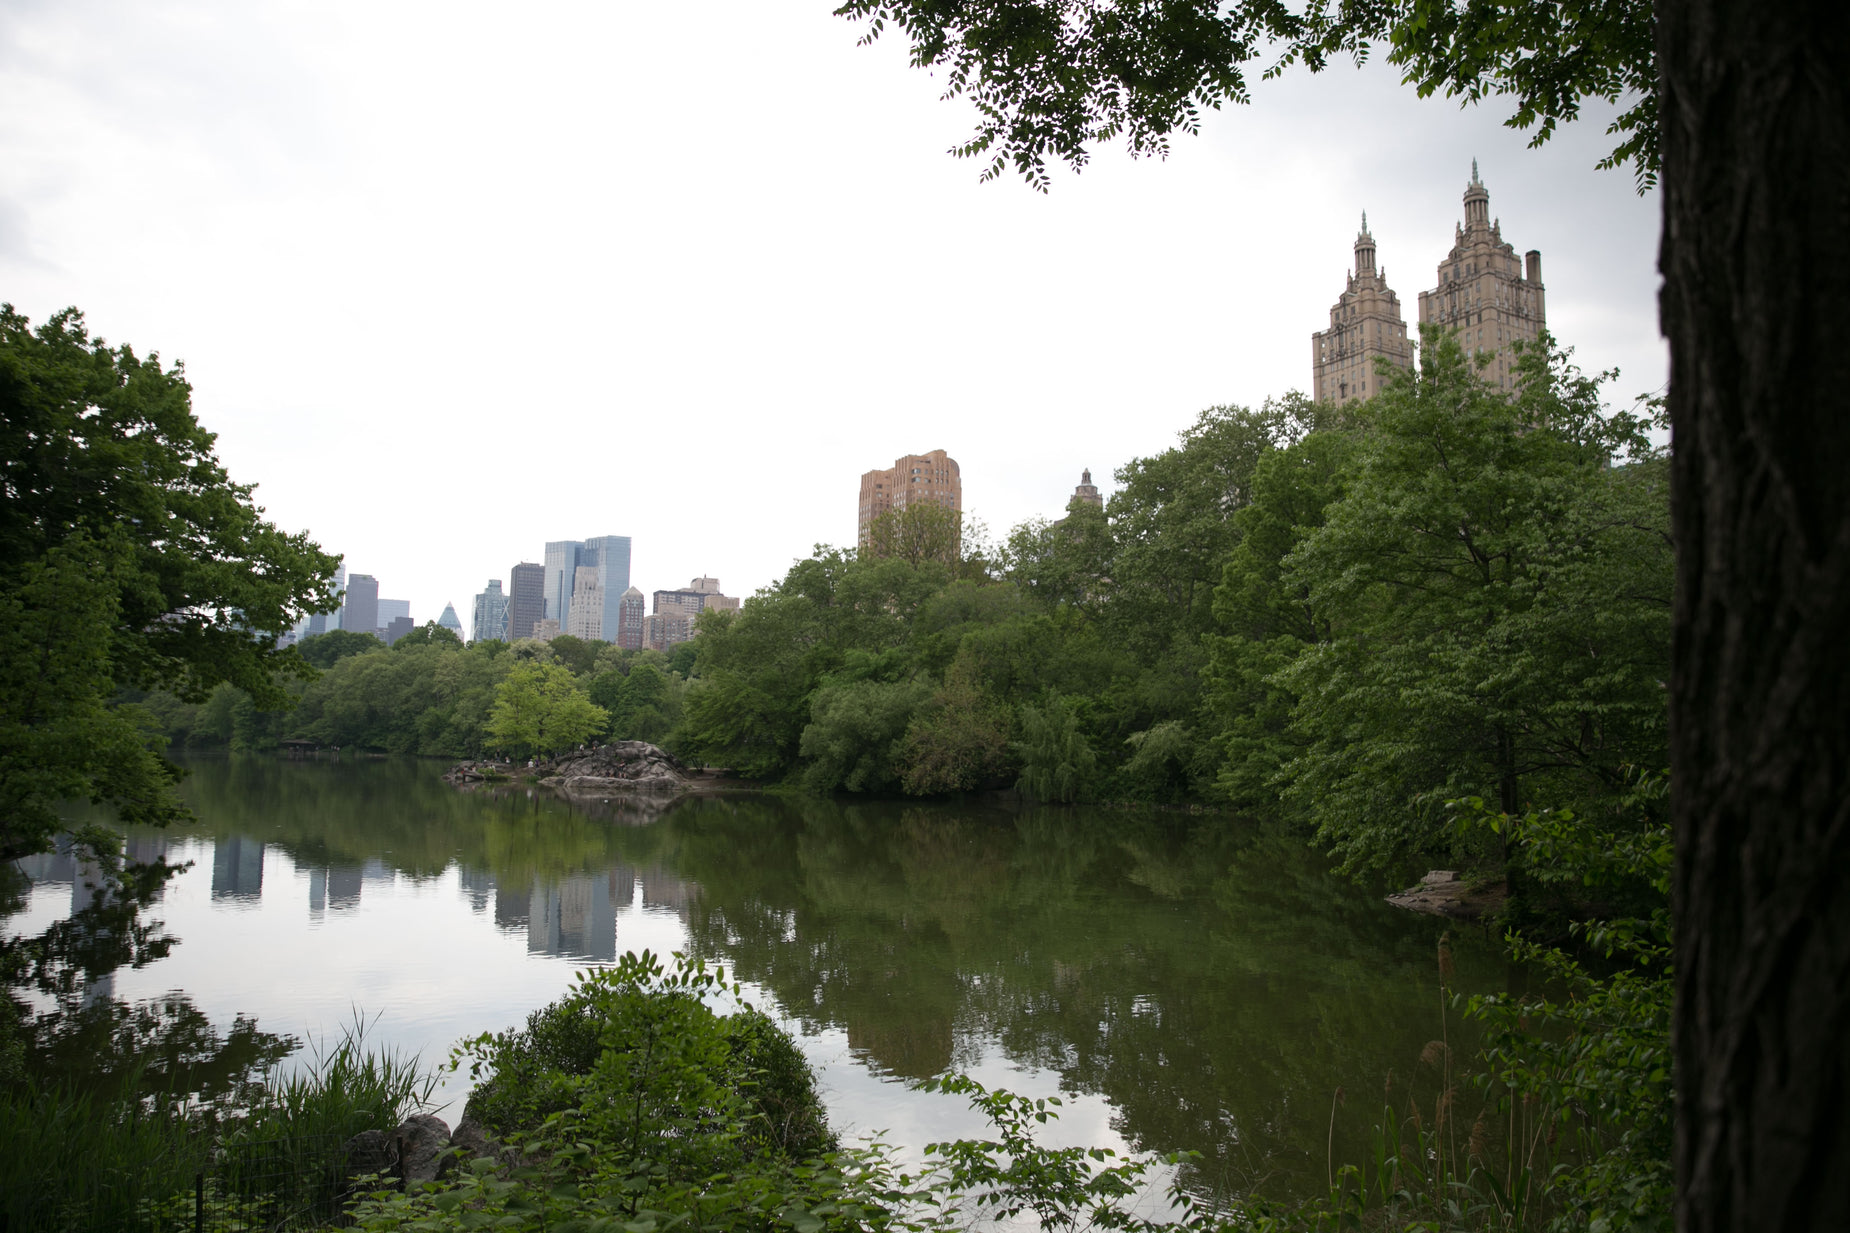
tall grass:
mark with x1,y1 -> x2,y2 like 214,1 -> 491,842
0,1014 -> 434,1233
239,1010 -> 437,1144
0,1070 -> 211,1233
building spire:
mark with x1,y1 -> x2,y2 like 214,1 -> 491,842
1471,157 -> 1480,185
1354,211 -> 1378,275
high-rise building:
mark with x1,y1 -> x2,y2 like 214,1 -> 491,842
543,541 -> 582,625
544,535 -> 632,641
1312,213 -> 1413,406
651,588 -> 708,621
857,450 -> 961,544
1311,165 -> 1547,402
472,580 -> 509,643
583,535 -> 632,641
645,579 -> 738,650
508,562 -> 546,641
1071,469 -> 1103,509
566,566 -> 604,641
377,598 -> 410,633
1416,162 -> 1547,392
616,587 -> 646,650
308,564 -> 347,635
383,615 -> 415,645
342,574 -> 380,640
437,603 -> 464,637
645,611 -> 696,651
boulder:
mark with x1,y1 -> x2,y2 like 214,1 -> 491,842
442,760 -> 513,786
395,1113 -> 453,1184
338,1117 -> 455,1193
338,1128 -> 397,1194
1386,873 -> 1506,920
450,1115 -> 495,1160
536,742 -> 696,793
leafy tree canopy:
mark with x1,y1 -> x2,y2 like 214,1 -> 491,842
0,306 -> 338,866
391,621 -> 462,650
297,629 -> 384,668
486,663 -> 609,759
834,0 -> 1656,189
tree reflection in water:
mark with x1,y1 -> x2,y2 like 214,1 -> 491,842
4,757 -> 1502,1206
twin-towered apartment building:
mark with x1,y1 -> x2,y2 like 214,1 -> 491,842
1312,163 -> 1547,406
855,170 -> 1540,547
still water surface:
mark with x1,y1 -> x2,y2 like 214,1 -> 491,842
13,756 -> 1501,1206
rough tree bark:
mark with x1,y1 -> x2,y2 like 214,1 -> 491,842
1658,0 -> 1850,1227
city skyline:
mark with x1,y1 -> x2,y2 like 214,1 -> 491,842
1,5 -> 1664,628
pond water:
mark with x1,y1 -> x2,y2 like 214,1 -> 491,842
9,756 -> 1507,1209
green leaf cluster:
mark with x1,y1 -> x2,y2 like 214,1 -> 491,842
0,305 -> 339,869
835,0 -> 1656,191
1209,332 -> 1671,879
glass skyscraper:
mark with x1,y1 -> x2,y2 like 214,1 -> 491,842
544,535 -> 631,641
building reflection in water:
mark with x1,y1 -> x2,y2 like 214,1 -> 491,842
307,864 -> 364,918
457,866 -> 495,913
527,870 -> 624,961
459,862 -> 700,963
211,835 -> 264,903
17,832 -> 174,912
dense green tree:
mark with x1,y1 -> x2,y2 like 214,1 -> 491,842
0,306 -> 337,869
0,541 -> 185,864
392,622 -> 461,649
296,629 -> 383,669
1013,695 -> 1097,803
589,662 -> 680,744
897,660 -> 1014,794
1104,399 -> 1314,659
676,550 -> 951,778
861,501 -> 963,566
287,639 -> 510,756
485,663 -> 608,759
545,634 -> 605,676
832,0 -> 1655,190
1206,428 -> 1354,812
666,640 -> 699,679
798,678 -> 934,794
1262,336 -> 1671,874
1001,500 -> 1114,618
835,3 -> 1850,1218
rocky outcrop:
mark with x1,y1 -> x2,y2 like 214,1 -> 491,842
442,760 -> 513,786
535,741 -> 696,794
396,1113 -> 454,1184
450,1115 -> 508,1164
1386,870 -> 1507,919
338,1114 -> 454,1192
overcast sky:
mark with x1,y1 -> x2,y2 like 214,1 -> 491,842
2,2 -> 1666,625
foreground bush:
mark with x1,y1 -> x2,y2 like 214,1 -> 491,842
354,951 -> 1206,1233
459,950 -> 834,1163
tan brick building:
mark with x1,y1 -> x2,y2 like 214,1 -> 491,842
1313,165 -> 1547,403
646,578 -> 740,650
1312,214 -> 1413,406
857,449 -> 961,545
1417,162 -> 1547,392
564,567 -> 604,641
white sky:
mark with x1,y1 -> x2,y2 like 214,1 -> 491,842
2,2 -> 1666,624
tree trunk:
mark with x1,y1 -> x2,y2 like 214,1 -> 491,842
1658,0 -> 1850,1227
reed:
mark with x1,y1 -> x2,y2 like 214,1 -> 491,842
0,1014 -> 433,1232
0,1069 -> 211,1232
